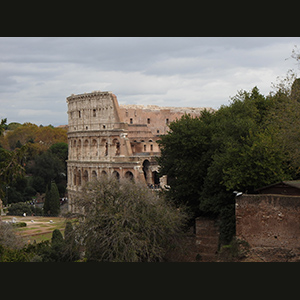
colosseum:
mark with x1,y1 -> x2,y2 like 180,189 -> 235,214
66,90 -> 212,212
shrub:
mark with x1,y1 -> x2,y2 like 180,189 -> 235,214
74,175 -> 188,262
12,222 -> 27,227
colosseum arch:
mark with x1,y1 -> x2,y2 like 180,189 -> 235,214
100,139 -> 108,156
101,170 -> 107,177
83,139 -> 89,157
142,159 -> 151,184
77,139 -> 82,158
72,140 -> 77,159
112,170 -> 120,180
77,170 -> 82,186
83,170 -> 89,183
112,138 -> 120,156
125,171 -> 134,181
91,139 -> 98,157
91,170 -> 97,180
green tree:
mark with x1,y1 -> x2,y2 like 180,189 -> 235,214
51,229 -> 64,245
44,182 -> 60,216
158,86 -> 296,244
29,151 -> 65,194
49,142 -> 68,163
0,118 -> 7,137
157,110 -> 215,219
40,229 -> 65,262
73,175 -> 187,262
63,221 -> 80,261
0,144 -> 28,203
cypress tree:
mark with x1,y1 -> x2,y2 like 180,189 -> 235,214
49,182 -> 60,216
51,229 -> 64,245
44,182 -> 60,216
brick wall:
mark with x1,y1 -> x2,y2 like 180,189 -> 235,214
236,194 -> 300,249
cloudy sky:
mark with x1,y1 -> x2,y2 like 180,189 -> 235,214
0,37 -> 299,126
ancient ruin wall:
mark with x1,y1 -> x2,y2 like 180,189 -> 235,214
236,194 -> 300,249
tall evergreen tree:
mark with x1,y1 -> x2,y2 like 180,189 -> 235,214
43,182 -> 60,216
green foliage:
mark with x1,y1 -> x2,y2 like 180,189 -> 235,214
0,244 -> 31,262
218,238 -> 250,262
0,119 -> 68,202
74,175 -> 187,262
7,202 -> 33,216
158,84 -> 300,244
51,229 -> 64,244
64,221 -> 80,261
44,182 -> 60,216
12,222 -> 27,228
157,111 -> 215,218
23,226 -> 80,262
0,118 -> 7,137
0,144 -> 28,202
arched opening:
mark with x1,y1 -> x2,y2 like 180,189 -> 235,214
77,170 -> 81,186
73,140 -> 77,159
112,138 -> 120,156
91,170 -> 97,180
100,139 -> 108,156
84,139 -> 89,157
83,170 -> 88,183
101,170 -> 107,177
92,139 -> 98,157
125,171 -> 134,181
142,160 -> 151,184
77,139 -> 81,158
152,171 -> 160,186
112,171 -> 120,181
73,169 -> 77,185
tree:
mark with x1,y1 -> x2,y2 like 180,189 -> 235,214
73,175 -> 187,262
0,144 -> 28,203
157,110 -> 215,219
157,86 -> 297,244
0,118 -> 7,137
29,150 -> 65,194
44,182 -> 60,216
63,221 -> 80,261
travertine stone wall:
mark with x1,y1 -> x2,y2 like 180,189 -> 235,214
66,91 -> 211,212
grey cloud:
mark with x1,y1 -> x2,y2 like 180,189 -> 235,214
0,37 -> 300,126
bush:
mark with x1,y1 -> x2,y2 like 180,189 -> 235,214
7,202 -> 43,216
218,238 -> 250,262
7,202 -> 33,216
74,175 -> 188,262
12,222 -> 27,227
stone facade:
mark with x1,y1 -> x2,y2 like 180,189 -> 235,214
66,91 -> 211,212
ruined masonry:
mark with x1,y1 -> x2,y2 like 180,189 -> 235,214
66,90 -> 212,212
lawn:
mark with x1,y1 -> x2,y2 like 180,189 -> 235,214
2,215 -> 67,243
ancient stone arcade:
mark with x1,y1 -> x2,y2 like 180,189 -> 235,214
66,91 -> 210,213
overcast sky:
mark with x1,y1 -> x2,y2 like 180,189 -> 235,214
0,37 -> 299,126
